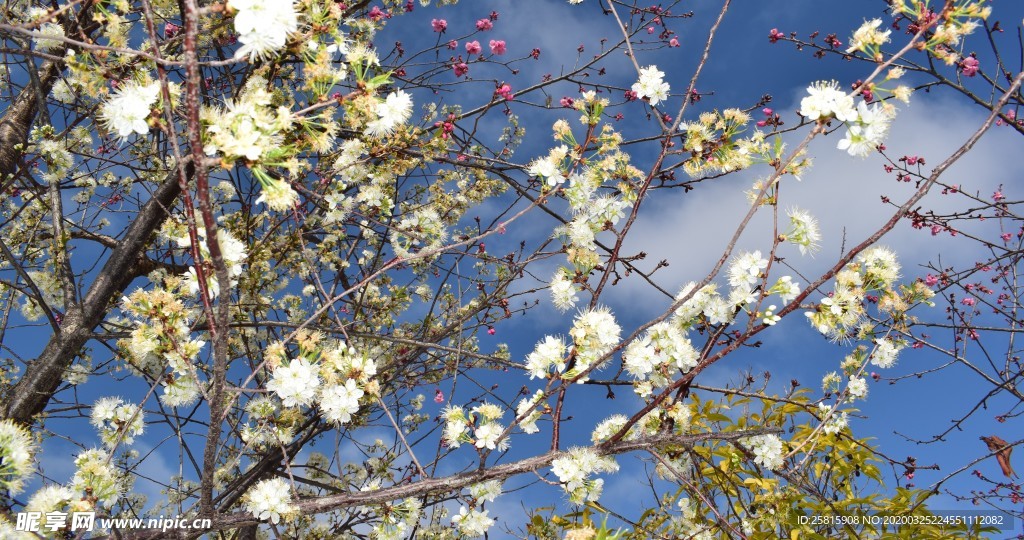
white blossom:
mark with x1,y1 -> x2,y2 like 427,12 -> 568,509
549,269 -> 579,311
632,65 -> 670,105
365,90 -> 413,137
742,434 -> 784,471
266,358 -> 321,407
871,338 -> 902,368
799,80 -> 857,122
847,376 -> 868,400
451,506 -> 494,537
319,379 -> 364,424
0,419 -> 35,494
229,0 -> 299,60
244,478 -> 296,524
100,80 -> 160,139
525,335 -> 567,379
91,397 -> 145,448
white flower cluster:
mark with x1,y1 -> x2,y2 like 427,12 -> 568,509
365,90 -> 414,137
370,498 -> 422,540
727,251 -> 769,290
847,376 -> 868,400
632,65 -> 670,105
590,414 -> 628,444
742,434 -> 785,471
786,208 -> 821,256
623,322 -> 699,388
799,80 -> 857,123
673,282 -> 735,328
320,379 -> 364,424
319,342 -> 377,424
468,479 -> 503,503
244,478 -> 296,524
551,447 -> 619,504
28,8 -> 65,51
524,335 -> 567,379
258,342 -> 374,431
857,245 -> 900,288
72,449 -> 125,508
838,102 -> 895,157
240,396 -> 295,448
767,276 -> 801,305
25,485 -> 76,515
441,402 -> 508,451
816,403 -> 849,435
33,130 -> 76,184
121,286 -> 206,407
870,337 -> 902,368
555,191 -> 629,271
567,307 -> 621,382
549,269 -> 579,312
846,18 -> 891,54
266,357 -> 321,407
515,390 -> 546,434
228,0 -> 299,60
18,269 -> 64,321
100,80 -> 160,139
254,175 -> 299,212
806,268 -> 865,338
0,419 -> 36,494
805,247 -> 900,339
389,207 -> 448,259
91,397 -> 145,448
452,507 -> 495,537
203,79 -> 291,163
527,144 -> 570,187
178,227 -> 248,298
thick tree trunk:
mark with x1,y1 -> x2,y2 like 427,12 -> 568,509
2,172 -> 183,424
0,60 -> 61,181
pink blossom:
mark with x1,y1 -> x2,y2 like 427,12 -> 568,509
768,28 -> 785,43
930,224 -> 943,236
647,26 -> 655,34
431,18 -> 447,32
624,90 -> 638,101
489,39 -> 506,55
453,61 -> 468,77
476,18 -> 493,31
961,297 -> 976,306
924,274 -> 939,287
368,5 -> 387,21
495,83 -> 513,101
447,40 -> 457,50
762,107 -> 773,116
487,327 -> 496,335
434,389 -> 444,403
466,40 -> 482,55
993,190 -> 1005,201
1001,232 -> 1012,242
669,36 -> 680,47
560,96 -> 575,108
961,56 -> 979,77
